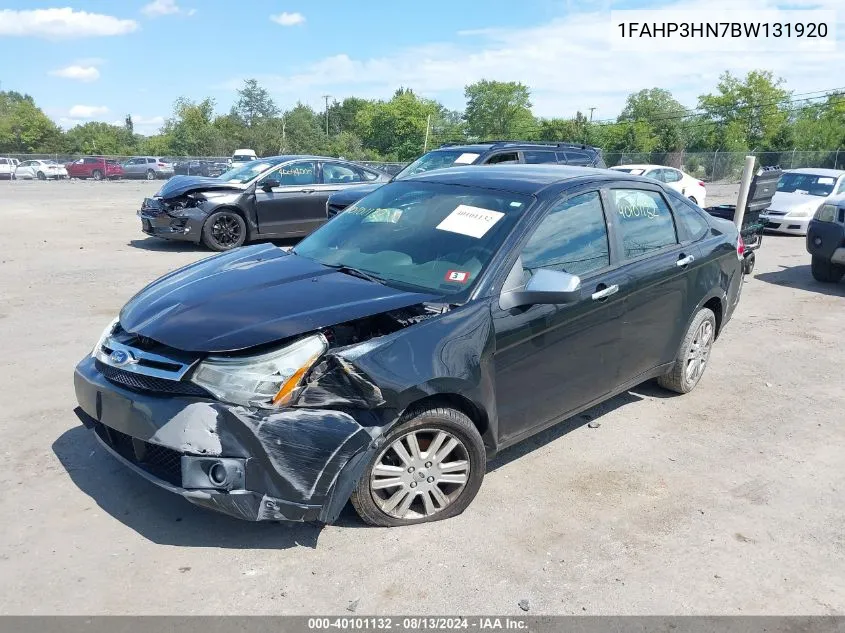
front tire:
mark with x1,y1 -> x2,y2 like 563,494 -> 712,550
350,406 -> 486,527
146,169 -> 156,180
811,256 -> 845,283
658,307 -> 716,394
201,210 -> 247,251
37,171 -> 45,180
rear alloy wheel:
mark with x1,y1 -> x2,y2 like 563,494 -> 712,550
658,308 -> 716,394
92,170 -> 103,181
202,210 -> 247,251
811,256 -> 845,283
146,169 -> 156,180
688,196 -> 698,205
36,171 -> 46,180
351,406 -> 485,527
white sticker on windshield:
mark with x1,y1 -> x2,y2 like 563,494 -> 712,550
817,177 -> 835,185
453,153 -> 480,165
436,205 -> 505,239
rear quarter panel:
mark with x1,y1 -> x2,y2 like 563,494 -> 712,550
687,220 -> 743,335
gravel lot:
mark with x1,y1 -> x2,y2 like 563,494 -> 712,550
0,179 -> 843,615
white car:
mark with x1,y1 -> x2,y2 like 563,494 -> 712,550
610,164 -> 707,207
0,156 -> 16,180
14,159 -> 68,180
760,168 -> 845,236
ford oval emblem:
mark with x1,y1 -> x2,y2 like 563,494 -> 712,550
109,350 -> 130,366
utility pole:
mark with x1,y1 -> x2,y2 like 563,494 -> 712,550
322,94 -> 331,136
588,107 -> 596,121
423,114 -> 431,152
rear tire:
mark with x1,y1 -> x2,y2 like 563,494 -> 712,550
92,170 -> 103,181
811,256 -> 845,283
658,308 -> 716,394
350,406 -> 486,527
201,210 -> 247,251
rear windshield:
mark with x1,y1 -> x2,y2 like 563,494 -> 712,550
777,173 -> 837,197
613,167 -> 646,175
294,181 -> 533,295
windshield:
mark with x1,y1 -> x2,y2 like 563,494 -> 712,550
393,150 -> 482,180
218,160 -> 278,183
232,156 -> 254,162
777,173 -> 837,197
293,181 -> 532,295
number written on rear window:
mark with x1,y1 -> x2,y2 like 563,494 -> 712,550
611,189 -> 678,259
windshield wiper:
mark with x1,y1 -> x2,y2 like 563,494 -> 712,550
325,264 -> 386,284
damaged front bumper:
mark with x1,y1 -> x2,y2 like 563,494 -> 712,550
73,355 -> 377,523
138,199 -> 207,244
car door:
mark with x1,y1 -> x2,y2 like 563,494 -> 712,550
122,158 -> 138,178
253,160 -> 319,237
492,188 -> 630,445
605,184 -> 699,384
17,160 -> 33,178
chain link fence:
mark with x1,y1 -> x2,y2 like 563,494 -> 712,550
4,151 -> 843,182
605,150 -> 844,182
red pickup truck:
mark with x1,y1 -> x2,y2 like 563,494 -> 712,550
65,157 -> 125,180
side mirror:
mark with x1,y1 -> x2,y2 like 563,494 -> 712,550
499,268 -> 582,310
261,178 -> 280,191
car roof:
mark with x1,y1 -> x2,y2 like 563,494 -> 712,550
433,142 -> 600,153
785,168 -> 844,177
401,164 -> 639,195
611,164 -> 669,170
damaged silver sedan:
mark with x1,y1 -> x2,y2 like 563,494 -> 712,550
74,166 -> 743,526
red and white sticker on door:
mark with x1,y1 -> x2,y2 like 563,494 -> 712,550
445,270 -> 471,283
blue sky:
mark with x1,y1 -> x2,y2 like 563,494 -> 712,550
0,0 -> 841,135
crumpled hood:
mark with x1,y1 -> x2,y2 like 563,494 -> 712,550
155,175 -> 246,200
768,191 -> 826,214
119,244 -> 440,353
328,182 -> 384,208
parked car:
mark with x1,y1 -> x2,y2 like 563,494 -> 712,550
759,168 -> 845,236
325,141 -> 605,218
66,157 -> 124,180
0,156 -> 15,179
173,160 -> 226,177
231,149 -> 257,165
138,155 -> 390,250
76,165 -> 744,526
611,164 -> 707,207
14,159 -> 68,180
122,156 -> 174,180
806,194 -> 845,283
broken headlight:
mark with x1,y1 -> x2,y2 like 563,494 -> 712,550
91,317 -> 119,357
191,334 -> 327,409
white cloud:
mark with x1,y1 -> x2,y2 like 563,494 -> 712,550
0,8 -> 137,38
68,105 -> 109,119
141,0 -> 196,17
270,12 -> 305,26
49,65 -> 100,82
231,0 -> 844,119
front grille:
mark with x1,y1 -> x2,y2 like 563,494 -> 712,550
93,421 -> 182,486
95,359 -> 209,397
327,202 -> 347,218
767,221 -> 782,229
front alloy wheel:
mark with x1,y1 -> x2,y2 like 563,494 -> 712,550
351,406 -> 486,526
202,210 -> 247,251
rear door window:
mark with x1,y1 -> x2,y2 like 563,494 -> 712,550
485,152 -> 519,165
322,163 -> 362,184
523,150 -> 558,164
562,151 -> 591,165
666,191 -> 710,242
610,189 -> 679,259
663,169 -> 683,183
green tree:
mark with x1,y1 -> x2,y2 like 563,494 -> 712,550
463,80 -> 535,139
618,87 -> 686,152
358,89 -> 442,160
697,70 -> 791,151
231,79 -> 278,128
64,122 -> 135,154
0,91 -> 63,153
164,97 -> 223,156
281,103 -> 323,153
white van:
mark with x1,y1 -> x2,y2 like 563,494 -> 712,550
231,149 -> 257,166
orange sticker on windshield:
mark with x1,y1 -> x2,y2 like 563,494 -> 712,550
446,270 -> 471,283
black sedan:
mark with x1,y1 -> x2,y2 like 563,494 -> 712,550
75,165 -> 744,527
138,156 -> 390,250
172,160 -> 227,178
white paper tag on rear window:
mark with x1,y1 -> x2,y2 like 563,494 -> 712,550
818,177 -> 835,185
436,204 -> 505,239
453,153 -> 480,165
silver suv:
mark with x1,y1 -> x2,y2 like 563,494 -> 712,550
122,157 -> 175,180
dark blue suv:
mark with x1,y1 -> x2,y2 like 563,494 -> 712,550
328,141 -> 606,218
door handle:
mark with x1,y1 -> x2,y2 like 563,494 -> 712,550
300,188 -> 315,194
676,254 -> 695,267
591,284 -> 619,301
